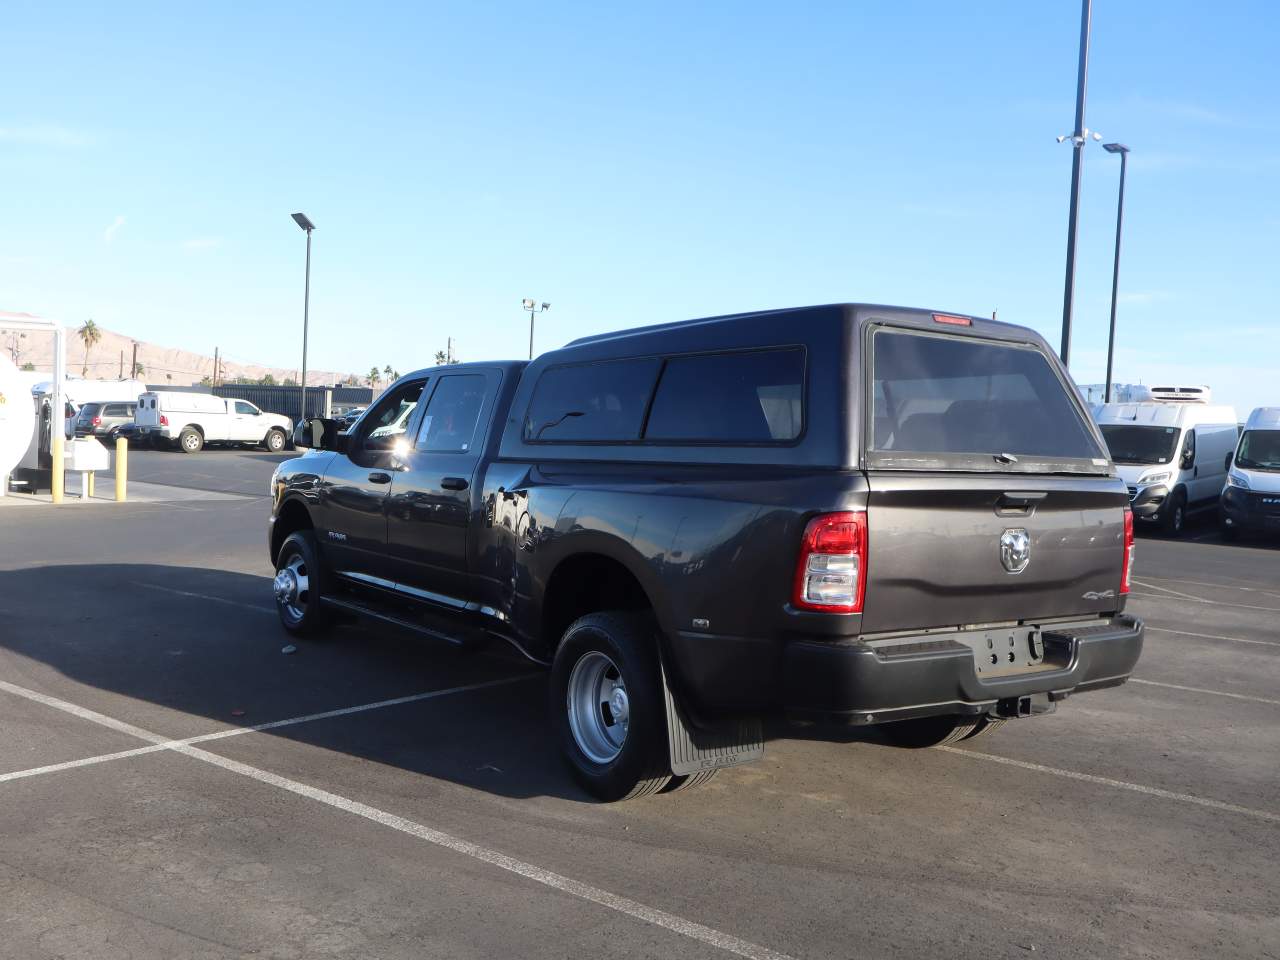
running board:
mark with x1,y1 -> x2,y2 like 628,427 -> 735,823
320,595 -> 470,647
661,665 -> 764,777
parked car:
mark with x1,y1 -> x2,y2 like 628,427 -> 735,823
134,391 -> 293,453
1092,394 -> 1237,537
1221,406 -> 1280,539
334,405 -> 366,428
114,422 -> 150,446
73,401 -> 138,441
269,304 -> 1143,801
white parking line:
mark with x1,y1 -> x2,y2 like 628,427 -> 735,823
1142,574 -> 1280,601
132,581 -> 276,613
0,676 -> 532,785
1146,626 -> 1280,648
1129,590 -> 1280,614
0,679 -> 794,960
939,747 -> 1279,825
1131,579 -> 1211,603
1129,678 -> 1280,706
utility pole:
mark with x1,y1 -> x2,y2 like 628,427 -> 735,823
447,337 -> 453,364
119,350 -> 124,378
1058,0 -> 1093,368
213,347 -> 220,387
1103,143 -> 1131,403
131,342 -> 138,379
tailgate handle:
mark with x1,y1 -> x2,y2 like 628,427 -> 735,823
996,491 -> 1047,516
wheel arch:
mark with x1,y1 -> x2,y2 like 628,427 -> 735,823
271,497 -> 315,566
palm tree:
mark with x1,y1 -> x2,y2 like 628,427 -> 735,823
77,319 -> 102,376
367,366 -> 380,387
383,365 -> 393,381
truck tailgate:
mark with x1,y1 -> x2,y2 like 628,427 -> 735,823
859,473 -> 1128,633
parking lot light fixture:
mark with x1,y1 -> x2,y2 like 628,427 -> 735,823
523,299 -> 550,360
291,213 -> 315,421
1102,143 -> 1130,404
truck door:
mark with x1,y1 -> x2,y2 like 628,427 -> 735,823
231,401 -> 264,442
316,378 -> 428,584
385,370 -> 496,608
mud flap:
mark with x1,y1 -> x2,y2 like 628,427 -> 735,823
661,665 -> 764,777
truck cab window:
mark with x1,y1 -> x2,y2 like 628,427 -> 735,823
234,401 -> 258,416
417,375 -> 486,453
362,380 -> 426,451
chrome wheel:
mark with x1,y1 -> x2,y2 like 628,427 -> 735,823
566,651 -> 630,764
273,551 -> 310,623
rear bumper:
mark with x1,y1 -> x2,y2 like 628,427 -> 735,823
780,615 -> 1144,724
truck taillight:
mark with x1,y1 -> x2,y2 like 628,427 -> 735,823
159,414 -> 169,426
793,511 -> 867,613
1120,507 -> 1134,595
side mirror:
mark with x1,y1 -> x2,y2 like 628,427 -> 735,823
293,417 -> 345,452
1225,452 -> 1233,471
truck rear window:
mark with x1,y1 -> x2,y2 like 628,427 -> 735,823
525,358 -> 660,442
644,348 -> 804,443
869,330 -> 1103,467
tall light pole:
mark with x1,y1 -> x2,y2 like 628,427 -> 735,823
1102,143 -> 1130,404
291,212 -> 315,421
1058,0 -> 1094,368
523,299 -> 550,360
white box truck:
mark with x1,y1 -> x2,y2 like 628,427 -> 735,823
1092,389 -> 1237,537
135,391 -> 292,453
1220,407 -> 1280,540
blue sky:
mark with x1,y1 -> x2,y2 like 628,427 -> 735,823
3,1 -> 1277,411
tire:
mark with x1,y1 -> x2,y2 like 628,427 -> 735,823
662,768 -> 719,793
264,428 -> 287,453
273,530 -> 329,636
178,427 -> 203,454
1162,490 -> 1187,537
961,716 -> 1006,741
550,612 -> 672,801
879,714 -> 982,748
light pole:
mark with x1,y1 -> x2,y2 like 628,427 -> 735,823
523,299 -> 550,360
1102,143 -> 1130,404
291,212 -> 315,421
1058,0 -> 1094,368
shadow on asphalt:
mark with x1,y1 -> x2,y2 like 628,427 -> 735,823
0,563 -> 593,801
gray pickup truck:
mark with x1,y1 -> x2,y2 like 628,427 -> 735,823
269,304 -> 1143,800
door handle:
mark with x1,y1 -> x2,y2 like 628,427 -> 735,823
368,472 -> 392,485
996,491 -> 1047,516
441,477 -> 469,491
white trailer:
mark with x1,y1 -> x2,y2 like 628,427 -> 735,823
135,391 -> 293,453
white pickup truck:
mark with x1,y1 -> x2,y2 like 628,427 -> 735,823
135,391 -> 293,453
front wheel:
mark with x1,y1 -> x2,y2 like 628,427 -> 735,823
264,429 -> 287,453
550,612 -> 672,801
273,531 -> 329,636
1162,491 -> 1187,537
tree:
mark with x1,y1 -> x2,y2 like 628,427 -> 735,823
282,376 -> 297,386
132,362 -> 144,377
260,373 -> 277,386
433,350 -> 447,365
383,365 -> 393,381
367,366 -> 380,387
21,362 -> 35,372
200,375 -> 213,386
77,319 -> 102,376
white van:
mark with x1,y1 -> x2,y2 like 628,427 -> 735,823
1092,392 -> 1238,537
135,391 -> 292,453
1220,407 -> 1280,540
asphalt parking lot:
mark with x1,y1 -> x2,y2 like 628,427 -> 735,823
1,455 -> 1276,959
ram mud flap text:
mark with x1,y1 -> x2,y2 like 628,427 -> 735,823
661,665 -> 764,776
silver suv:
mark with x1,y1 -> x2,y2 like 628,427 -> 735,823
74,401 -> 138,441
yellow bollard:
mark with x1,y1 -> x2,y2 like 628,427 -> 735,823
86,472 -> 94,498
115,436 -> 128,502
51,434 -> 64,504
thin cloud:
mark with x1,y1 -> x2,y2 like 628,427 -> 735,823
182,236 -> 222,251
0,124 -> 91,147
104,215 -> 126,243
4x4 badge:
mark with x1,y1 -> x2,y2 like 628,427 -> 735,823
1000,528 -> 1031,574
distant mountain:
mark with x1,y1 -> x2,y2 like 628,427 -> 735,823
9,323 -> 374,388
